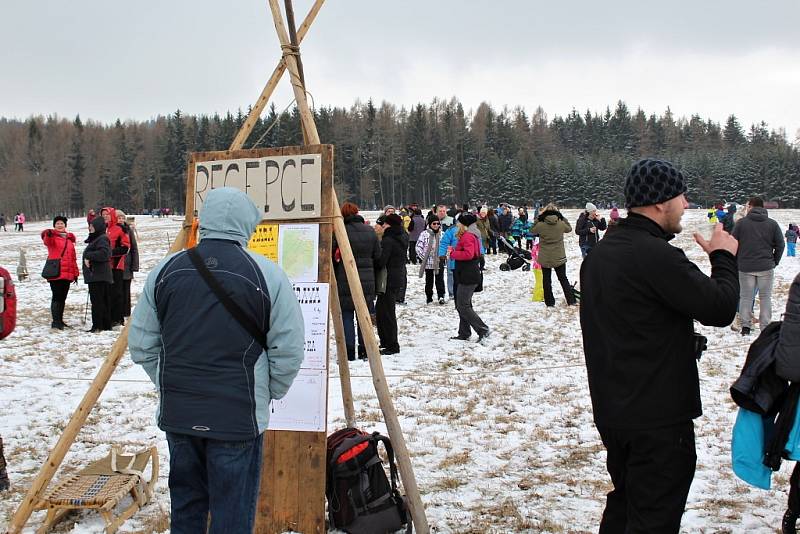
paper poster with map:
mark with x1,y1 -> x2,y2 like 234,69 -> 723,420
267,368 -> 327,432
247,223 -> 278,262
278,224 -> 319,282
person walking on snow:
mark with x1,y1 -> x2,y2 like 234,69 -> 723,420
531,203 -> 577,307
450,213 -> 490,342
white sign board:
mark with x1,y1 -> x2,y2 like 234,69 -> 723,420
292,282 -> 329,370
194,153 -> 322,219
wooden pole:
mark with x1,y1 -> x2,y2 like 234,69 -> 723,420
328,260 -> 356,428
267,0 -> 320,145
6,231 -> 190,534
229,0 -> 325,151
269,3 -> 429,530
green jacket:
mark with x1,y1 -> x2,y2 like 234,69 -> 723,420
531,210 -> 571,268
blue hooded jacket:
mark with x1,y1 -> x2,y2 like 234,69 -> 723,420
129,187 -> 304,440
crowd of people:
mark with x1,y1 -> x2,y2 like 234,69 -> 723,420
38,207 -> 139,332
3,156 -> 800,533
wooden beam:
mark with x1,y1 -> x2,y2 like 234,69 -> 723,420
328,260 -> 356,428
229,0 -> 325,151
267,0 -> 320,145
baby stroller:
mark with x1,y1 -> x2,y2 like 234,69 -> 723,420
497,235 -> 532,271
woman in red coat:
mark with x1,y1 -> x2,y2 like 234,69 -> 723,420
41,216 -> 79,329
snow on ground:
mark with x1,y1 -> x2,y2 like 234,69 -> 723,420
1,209 -> 799,533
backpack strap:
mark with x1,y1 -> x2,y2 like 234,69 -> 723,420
187,247 -> 269,353
370,432 -> 400,492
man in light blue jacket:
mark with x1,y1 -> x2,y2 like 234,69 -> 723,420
129,187 -> 304,533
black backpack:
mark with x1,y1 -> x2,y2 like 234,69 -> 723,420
326,428 -> 411,534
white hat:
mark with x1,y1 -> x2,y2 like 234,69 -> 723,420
585,202 -> 597,212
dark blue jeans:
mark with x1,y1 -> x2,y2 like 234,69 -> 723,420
166,432 -> 263,534
342,302 -> 373,360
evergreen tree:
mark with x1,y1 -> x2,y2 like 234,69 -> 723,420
67,115 -> 86,215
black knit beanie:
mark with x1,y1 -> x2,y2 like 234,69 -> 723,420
624,158 -> 688,209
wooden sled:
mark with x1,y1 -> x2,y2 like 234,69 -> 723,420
34,446 -> 159,534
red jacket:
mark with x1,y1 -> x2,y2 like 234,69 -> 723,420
450,231 -> 481,261
41,230 -> 79,282
103,207 -> 130,271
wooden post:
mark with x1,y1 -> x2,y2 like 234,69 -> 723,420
268,2 -> 429,530
328,260 -> 356,428
6,228 -> 190,534
229,0 -> 325,151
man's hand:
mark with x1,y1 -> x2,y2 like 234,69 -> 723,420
589,227 -> 596,234
694,223 -> 738,256
84,259 -> 90,268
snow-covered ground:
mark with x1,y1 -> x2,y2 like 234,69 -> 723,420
1,208 -> 799,533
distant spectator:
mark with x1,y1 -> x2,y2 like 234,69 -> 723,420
0,213 -> 5,231
721,204 -> 737,234
787,224 -> 798,257
576,202 -> 607,257
732,197 -> 785,336
41,216 -> 80,329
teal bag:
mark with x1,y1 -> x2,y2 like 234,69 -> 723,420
731,408 -> 773,490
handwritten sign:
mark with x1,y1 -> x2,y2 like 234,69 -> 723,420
195,153 -> 321,219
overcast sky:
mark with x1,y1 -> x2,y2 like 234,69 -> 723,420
3,0 -> 799,140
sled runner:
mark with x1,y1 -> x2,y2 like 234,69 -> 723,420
34,446 -> 158,534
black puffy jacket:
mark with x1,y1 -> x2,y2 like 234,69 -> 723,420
334,215 -> 382,310
379,226 -> 408,292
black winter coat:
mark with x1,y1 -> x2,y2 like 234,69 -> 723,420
498,212 -> 513,232
334,215 -> 382,310
378,226 -> 408,291
120,223 -> 140,281
580,213 -> 739,429
83,233 -> 112,284
776,273 -> 800,382
575,211 -> 607,248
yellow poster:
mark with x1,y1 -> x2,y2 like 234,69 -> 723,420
248,223 -> 279,262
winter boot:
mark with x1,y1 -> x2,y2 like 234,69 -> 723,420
0,437 -> 9,492
50,301 -> 64,330
783,509 -> 798,534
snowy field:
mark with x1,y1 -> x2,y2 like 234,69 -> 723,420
1,208 -> 799,533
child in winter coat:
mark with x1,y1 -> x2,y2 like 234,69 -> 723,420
510,212 -> 529,249
786,224 -> 797,257
416,219 -> 445,304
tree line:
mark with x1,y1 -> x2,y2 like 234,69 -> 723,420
1,98 -> 798,220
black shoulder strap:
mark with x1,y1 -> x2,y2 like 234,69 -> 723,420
187,247 -> 269,353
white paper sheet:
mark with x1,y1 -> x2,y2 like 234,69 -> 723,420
292,282 -> 329,370
267,368 -> 327,432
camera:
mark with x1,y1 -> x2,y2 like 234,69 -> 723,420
693,333 -> 708,360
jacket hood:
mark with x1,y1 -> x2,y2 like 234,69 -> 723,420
91,217 -> 107,234
101,207 -> 117,228
199,187 -> 261,246
344,214 -> 365,225
538,209 -> 561,224
746,206 -> 769,222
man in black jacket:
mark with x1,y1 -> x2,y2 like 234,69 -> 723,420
575,202 -> 607,257
580,158 -> 739,533
732,197 -> 785,336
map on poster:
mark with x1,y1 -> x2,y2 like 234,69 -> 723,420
278,224 -> 319,282
292,282 -> 329,370
247,223 -> 278,262
267,369 -> 327,432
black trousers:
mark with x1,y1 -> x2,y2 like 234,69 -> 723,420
123,278 -> 132,317
408,240 -> 418,264
89,282 -> 112,331
111,269 -> 125,323
375,289 -> 398,351
542,264 -> 576,306
598,421 -> 696,534
424,269 -> 445,301
49,280 -> 70,304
